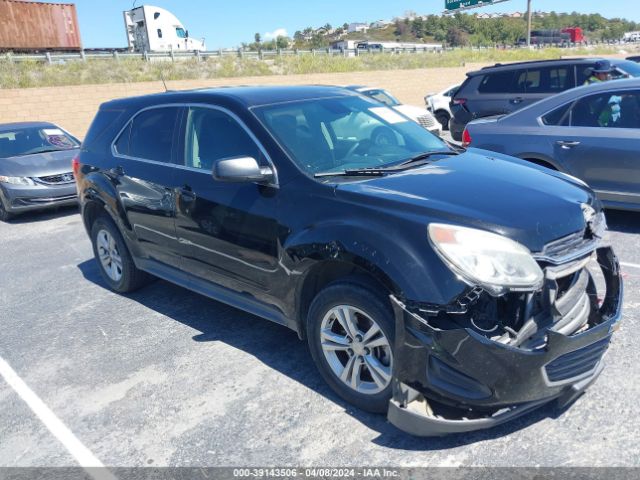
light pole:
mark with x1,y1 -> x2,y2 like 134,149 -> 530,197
526,0 -> 533,46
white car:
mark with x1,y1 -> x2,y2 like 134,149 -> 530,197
425,84 -> 460,131
347,86 -> 442,136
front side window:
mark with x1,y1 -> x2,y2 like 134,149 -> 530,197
176,28 -> 187,39
116,107 -> 179,162
183,107 -> 262,171
0,126 -> 79,159
253,95 -> 447,176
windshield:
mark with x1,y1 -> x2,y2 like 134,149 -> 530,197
615,60 -> 640,78
0,126 -> 79,159
363,89 -> 400,107
253,95 -> 448,176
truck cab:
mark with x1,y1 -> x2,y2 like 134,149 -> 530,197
123,5 -> 206,53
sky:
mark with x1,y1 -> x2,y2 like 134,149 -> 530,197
74,0 -> 640,49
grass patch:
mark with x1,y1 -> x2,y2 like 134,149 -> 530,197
0,46 -> 622,89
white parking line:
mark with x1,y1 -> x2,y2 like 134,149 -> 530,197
621,262 -> 640,270
0,357 -> 116,479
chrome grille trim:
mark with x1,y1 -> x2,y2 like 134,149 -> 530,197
417,115 -> 436,129
35,172 -> 75,185
534,230 -> 599,265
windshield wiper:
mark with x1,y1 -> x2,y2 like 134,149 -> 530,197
314,169 -> 388,178
394,150 -> 460,168
314,150 -> 463,178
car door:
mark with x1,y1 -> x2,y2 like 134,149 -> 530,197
551,90 -> 640,208
173,105 -> 281,294
472,69 -> 527,118
112,106 -> 183,268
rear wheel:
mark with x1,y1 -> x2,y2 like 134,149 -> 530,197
435,111 -> 450,130
90,215 -> 151,293
307,282 -> 395,413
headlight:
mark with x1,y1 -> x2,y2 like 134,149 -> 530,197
0,176 -> 36,186
428,223 -> 544,296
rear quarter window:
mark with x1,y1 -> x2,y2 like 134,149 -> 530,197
478,70 -> 525,94
83,109 -> 125,148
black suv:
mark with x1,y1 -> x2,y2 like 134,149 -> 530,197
450,58 -> 640,141
76,86 -> 622,436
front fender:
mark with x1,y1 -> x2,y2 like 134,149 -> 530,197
283,219 -> 467,306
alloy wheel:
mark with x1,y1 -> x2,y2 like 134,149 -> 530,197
320,305 -> 393,394
97,229 -> 123,282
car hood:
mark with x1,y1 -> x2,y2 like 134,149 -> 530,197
393,104 -> 432,120
335,149 -> 596,253
0,148 -> 78,177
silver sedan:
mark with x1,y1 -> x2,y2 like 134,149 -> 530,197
464,78 -> 640,211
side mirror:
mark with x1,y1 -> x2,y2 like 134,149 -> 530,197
212,156 -> 274,184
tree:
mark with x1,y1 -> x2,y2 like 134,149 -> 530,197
446,27 -> 469,47
276,36 -> 290,49
254,33 -> 261,44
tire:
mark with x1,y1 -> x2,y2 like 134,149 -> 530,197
90,215 -> 151,293
435,111 -> 450,130
0,195 -> 13,222
371,126 -> 398,147
307,282 -> 395,413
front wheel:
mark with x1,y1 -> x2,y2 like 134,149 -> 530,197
307,282 -> 395,413
0,195 -> 13,222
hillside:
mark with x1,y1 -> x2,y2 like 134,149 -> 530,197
245,12 -> 640,50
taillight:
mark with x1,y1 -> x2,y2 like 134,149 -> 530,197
72,155 -> 80,178
462,129 -> 472,148
453,98 -> 467,106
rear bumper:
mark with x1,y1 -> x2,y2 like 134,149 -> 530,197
387,247 -> 623,436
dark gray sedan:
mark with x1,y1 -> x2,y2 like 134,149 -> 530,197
0,122 -> 80,221
464,78 -> 640,211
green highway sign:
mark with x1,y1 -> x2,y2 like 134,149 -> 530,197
445,0 -> 499,11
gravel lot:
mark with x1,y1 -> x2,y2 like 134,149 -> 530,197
0,204 -> 639,468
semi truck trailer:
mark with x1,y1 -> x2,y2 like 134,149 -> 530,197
0,0 -> 81,52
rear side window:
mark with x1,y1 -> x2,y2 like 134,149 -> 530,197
542,103 -> 572,126
115,107 -> 180,162
183,107 -> 262,171
570,90 -> 640,129
478,71 -> 523,94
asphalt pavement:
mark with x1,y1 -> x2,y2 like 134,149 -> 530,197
0,205 -> 639,467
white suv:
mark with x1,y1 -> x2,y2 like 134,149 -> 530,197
347,86 -> 442,136
425,84 -> 460,130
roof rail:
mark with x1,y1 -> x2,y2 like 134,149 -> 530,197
479,57 -> 599,71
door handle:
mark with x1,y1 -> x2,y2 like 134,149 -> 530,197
109,165 -> 124,177
556,140 -> 581,149
511,97 -> 524,104
179,185 -> 196,202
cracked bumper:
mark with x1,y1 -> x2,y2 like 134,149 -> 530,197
387,247 -> 623,436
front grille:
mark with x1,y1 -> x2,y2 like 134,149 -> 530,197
417,114 -> 436,129
536,228 -> 600,265
544,337 -> 610,383
35,172 -> 75,185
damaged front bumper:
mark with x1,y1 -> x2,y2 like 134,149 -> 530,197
387,247 -> 623,436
